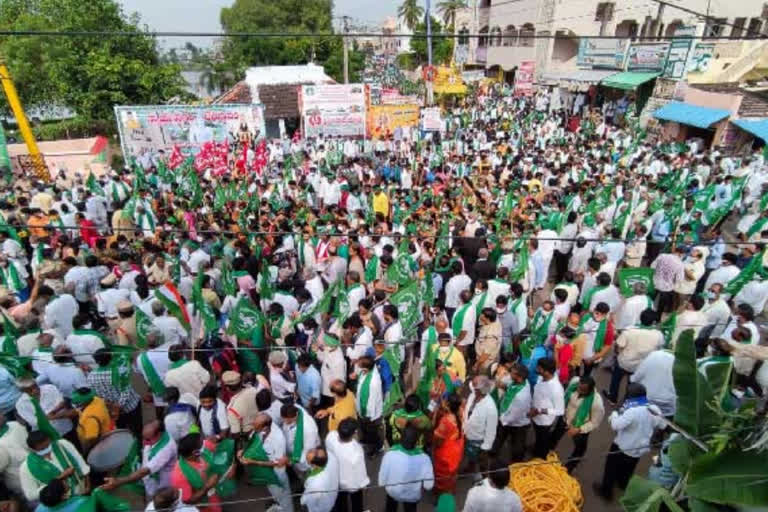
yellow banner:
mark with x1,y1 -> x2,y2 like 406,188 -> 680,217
433,66 -> 467,95
367,104 -> 420,140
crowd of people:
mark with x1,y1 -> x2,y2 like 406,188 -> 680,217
0,82 -> 766,512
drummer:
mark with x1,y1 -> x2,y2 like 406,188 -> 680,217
101,420 -> 178,499
71,387 -> 113,454
19,430 -> 90,503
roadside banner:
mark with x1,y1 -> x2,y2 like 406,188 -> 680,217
433,67 -> 467,95
421,107 -> 444,132
114,104 -> 265,160
300,84 -> 366,137
367,104 -> 420,139
514,60 -> 535,96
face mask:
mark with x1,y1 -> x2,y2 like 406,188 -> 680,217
475,290 -> 483,296
501,375 -> 512,386
36,446 -> 52,457
439,346 -> 451,355
706,291 -> 716,300
496,306 -> 506,314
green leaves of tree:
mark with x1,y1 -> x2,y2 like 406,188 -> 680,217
0,0 -> 186,122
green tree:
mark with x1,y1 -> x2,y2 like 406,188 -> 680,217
409,17 -> 454,66
398,0 -> 425,31
0,0 -> 186,123
437,0 -> 466,29
220,0 -> 335,74
322,40 -> 365,83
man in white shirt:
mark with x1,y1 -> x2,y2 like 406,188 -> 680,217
151,302 -> 188,346
464,462 -> 524,512
594,383 -> 664,500
301,448 -> 339,512
733,274 -> 768,316
704,252 -> 740,290
378,427 -> 434,509
529,358 -> 565,459
239,413 -> 293,512
702,283 -> 731,338
0,414 -> 30,497
281,403 -> 320,473
444,261 -> 471,319
163,346 -> 210,399
494,363 -> 531,462
315,334 -> 346,408
670,295 -> 708,349
43,291 -> 79,340
463,376 -> 498,478
353,356 -> 383,456
605,309 -> 664,404
615,282 -> 654,330
325,418 -> 370,512
15,379 -> 74,440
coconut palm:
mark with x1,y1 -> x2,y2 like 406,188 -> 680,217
437,0 -> 466,29
398,0 -> 425,31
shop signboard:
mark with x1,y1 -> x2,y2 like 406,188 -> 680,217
577,38 -> 628,69
514,60 -> 535,96
626,42 -> 670,72
664,26 -> 696,79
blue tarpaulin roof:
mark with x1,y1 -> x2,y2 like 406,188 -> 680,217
653,102 -> 730,129
732,119 -> 768,141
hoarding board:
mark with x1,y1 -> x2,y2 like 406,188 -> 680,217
300,84 -> 367,138
114,104 -> 265,159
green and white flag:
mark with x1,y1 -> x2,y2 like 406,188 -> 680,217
135,307 -> 152,349
618,267 -> 655,297
387,239 -> 414,286
227,297 -> 264,340
86,173 -> 105,196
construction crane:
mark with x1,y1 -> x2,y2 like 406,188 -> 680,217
0,59 -> 50,182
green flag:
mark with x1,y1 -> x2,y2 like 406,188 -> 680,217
227,297 -> 264,340
134,308 -> 152,349
660,312 -> 677,348
192,271 -> 218,335
86,173 -> 105,196
221,262 -> 237,298
724,249 -> 767,297
617,267 -> 655,297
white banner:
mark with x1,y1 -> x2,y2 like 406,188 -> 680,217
421,107 -> 444,132
300,84 -> 366,137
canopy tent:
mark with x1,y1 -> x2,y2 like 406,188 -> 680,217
600,71 -> 660,90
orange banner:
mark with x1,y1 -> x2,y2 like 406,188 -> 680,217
367,104 -> 420,139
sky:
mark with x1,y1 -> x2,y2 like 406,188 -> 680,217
119,0 -> 419,47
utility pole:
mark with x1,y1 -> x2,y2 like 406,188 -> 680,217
426,0 -> 434,105
654,1 -> 665,39
342,15 -> 350,84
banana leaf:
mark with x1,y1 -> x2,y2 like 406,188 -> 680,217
686,449 -> 768,506
620,476 -> 685,512
672,329 -> 721,437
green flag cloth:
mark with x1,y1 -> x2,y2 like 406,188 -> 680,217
202,438 -> 236,497
291,280 -> 340,327
618,267 -> 655,297
259,265 -> 274,301
32,396 -> 61,441
660,312 -> 677,348
227,298 -> 264,340
387,239 -> 414,286
364,255 -> 379,283
192,271 -> 218,335
86,173 -> 105,196
115,438 -> 144,495
134,307 -> 152,349
139,352 -> 166,397
724,249 -> 768,297
243,432 -> 282,487
221,262 -> 237,297
290,409 -> 305,465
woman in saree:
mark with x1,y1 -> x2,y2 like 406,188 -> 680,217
431,392 -> 465,493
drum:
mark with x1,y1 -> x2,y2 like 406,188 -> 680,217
86,429 -> 136,472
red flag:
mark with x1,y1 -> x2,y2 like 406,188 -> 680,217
168,145 -> 184,169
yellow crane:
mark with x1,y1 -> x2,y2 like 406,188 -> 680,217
0,59 -> 50,182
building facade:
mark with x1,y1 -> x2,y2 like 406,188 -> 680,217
454,0 -> 768,77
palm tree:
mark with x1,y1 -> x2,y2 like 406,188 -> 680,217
437,0 -> 466,29
398,0 -> 425,31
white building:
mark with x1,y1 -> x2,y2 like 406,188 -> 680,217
454,0 -> 768,78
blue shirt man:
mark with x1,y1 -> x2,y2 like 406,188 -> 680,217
0,366 -> 20,416
296,355 -> 321,410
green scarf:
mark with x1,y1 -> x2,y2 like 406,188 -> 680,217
579,314 -> 609,353
27,441 -> 82,491
581,284 -> 606,310
0,423 -> 8,438
243,431 -> 282,487
451,302 -> 472,338
178,456 -> 205,490
564,380 -> 595,428
115,438 -> 144,494
290,409 -> 305,465
170,359 -> 188,370
747,216 -> 768,238
359,369 -> 374,419
147,432 -> 171,468
474,292 -> 488,317
139,352 -> 166,396
389,443 -> 424,456
499,382 -> 526,413
0,263 -> 23,292
31,396 -> 60,441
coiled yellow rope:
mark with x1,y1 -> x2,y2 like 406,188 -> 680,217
508,453 -> 584,511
